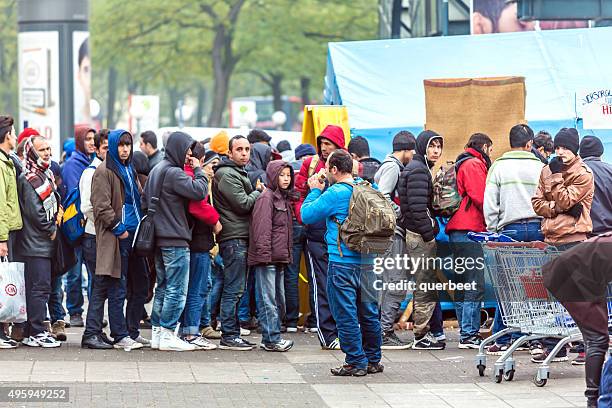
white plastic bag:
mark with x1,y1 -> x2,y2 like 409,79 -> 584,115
0,258 -> 27,323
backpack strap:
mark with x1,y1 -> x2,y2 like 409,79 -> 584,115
454,156 -> 474,211
148,165 -> 170,215
332,181 -> 355,258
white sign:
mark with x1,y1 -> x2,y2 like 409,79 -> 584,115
18,31 -> 61,159
230,100 -> 257,127
73,31 -> 91,125
130,95 -> 160,134
576,89 -> 612,129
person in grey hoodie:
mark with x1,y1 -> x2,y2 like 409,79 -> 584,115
579,135 -> 612,236
373,131 -> 416,350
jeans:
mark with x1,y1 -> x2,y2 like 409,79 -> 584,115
204,255 -> 224,327
284,221 -> 304,328
238,267 -> 256,323
429,303 -> 444,335
254,264 -> 286,345
182,252 -> 212,336
600,353 -> 612,407
327,261 -> 382,369
64,247 -> 90,316
24,257 -> 52,337
151,247 -> 190,331
449,231 -> 485,341
48,275 -> 66,323
219,239 -> 248,339
199,271 -> 212,328
121,232 -> 148,340
84,274 -> 130,341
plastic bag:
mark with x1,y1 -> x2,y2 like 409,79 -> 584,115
0,258 -> 27,323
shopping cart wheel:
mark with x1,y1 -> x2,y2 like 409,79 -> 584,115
503,369 -> 515,381
533,373 -> 547,387
477,364 -> 486,377
494,369 -> 503,383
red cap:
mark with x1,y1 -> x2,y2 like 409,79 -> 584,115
18,128 -> 40,145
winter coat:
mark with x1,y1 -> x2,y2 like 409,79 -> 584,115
147,149 -> 163,169
186,164 -> 219,253
16,175 -> 58,258
248,160 -> 294,265
532,156 -> 594,244
0,150 -> 22,241
61,150 -> 91,198
142,132 -> 207,247
245,143 -> 272,189
582,157 -> 612,234
357,157 -> 381,183
294,125 -> 346,241
446,148 -> 489,233
213,157 -> 261,243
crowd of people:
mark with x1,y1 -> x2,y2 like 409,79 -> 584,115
1,114 -> 611,397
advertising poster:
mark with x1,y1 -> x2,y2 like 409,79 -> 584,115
73,31 -> 91,126
471,0 -> 587,35
18,31 -> 61,159
577,90 -> 612,129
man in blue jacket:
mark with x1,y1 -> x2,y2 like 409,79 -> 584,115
301,149 -> 383,377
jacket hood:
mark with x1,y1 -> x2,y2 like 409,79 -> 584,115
214,156 -> 247,174
316,125 -> 346,157
246,142 -> 272,172
458,147 -> 491,169
266,160 -> 293,192
164,131 -> 195,167
75,125 -> 95,153
416,130 -> 443,167
108,129 -> 133,167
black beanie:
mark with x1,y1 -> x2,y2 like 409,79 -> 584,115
392,131 -> 416,152
554,128 -> 579,155
579,135 -> 604,158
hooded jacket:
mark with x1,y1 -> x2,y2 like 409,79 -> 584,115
142,131 -> 207,247
582,157 -> 612,234
248,160 -> 294,265
213,157 -> 261,243
0,149 -> 22,241
245,142 -> 272,189
61,126 -> 94,197
294,125 -> 346,242
147,149 -> 163,169
532,155 -> 594,244
446,147 -> 490,233
397,131 -> 442,242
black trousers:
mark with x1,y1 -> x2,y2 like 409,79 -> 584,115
24,257 -> 52,337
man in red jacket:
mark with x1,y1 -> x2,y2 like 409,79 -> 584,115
446,133 -> 493,349
294,125 -> 345,349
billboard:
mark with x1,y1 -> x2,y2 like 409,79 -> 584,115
18,31 -> 61,159
73,31 -> 91,126
471,0 -> 587,35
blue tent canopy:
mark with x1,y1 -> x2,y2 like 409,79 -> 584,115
325,27 -> 612,161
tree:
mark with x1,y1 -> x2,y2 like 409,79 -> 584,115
0,0 -> 17,115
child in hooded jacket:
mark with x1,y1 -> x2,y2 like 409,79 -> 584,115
248,160 -> 295,352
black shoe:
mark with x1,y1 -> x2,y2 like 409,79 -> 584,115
99,332 -> 114,345
458,335 -> 483,349
381,332 -> 411,350
412,333 -> 445,350
219,337 -> 254,351
81,335 -> 113,349
367,362 -> 384,374
70,314 -> 84,328
262,339 -> 294,352
330,364 -> 367,377
241,337 -> 256,347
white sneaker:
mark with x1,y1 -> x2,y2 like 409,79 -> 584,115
135,336 -> 151,348
286,327 -> 298,333
185,335 -> 217,350
159,330 -> 196,352
151,326 -> 161,350
23,332 -> 61,348
113,337 -> 143,351
240,327 -> 251,336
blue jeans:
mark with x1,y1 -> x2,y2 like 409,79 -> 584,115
238,267 -> 256,323
203,254 -> 224,328
182,252 -> 212,336
48,275 -> 66,323
494,220 -> 543,344
254,264 -> 286,345
219,239 -> 248,339
284,221 -> 304,328
199,271 -> 212,328
449,231 -> 485,341
151,247 -> 190,331
327,261 -> 382,369
121,232 -> 148,340
64,247 -> 86,316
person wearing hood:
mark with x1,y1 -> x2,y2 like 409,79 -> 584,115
143,131 -> 207,352
579,135 -> 612,236
532,130 -> 554,164
247,129 -> 272,145
247,160 -> 295,352
89,130 -> 148,352
295,124 -> 345,349
61,124 -> 96,328
245,141 -> 272,189
213,135 -> 263,351
397,130 -> 445,350
374,130 -> 416,349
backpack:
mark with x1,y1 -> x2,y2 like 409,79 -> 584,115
334,181 -> 396,256
133,166 -> 169,257
431,156 -> 473,217
61,186 -> 86,245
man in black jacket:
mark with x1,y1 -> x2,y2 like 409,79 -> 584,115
579,135 -> 612,235
397,130 -> 445,350
144,131 -> 207,352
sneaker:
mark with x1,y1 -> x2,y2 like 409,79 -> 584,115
381,332 -> 412,350
304,326 -> 318,333
186,335 -> 217,351
458,335 -> 483,349
240,327 -> 251,336
151,326 -> 161,350
219,337 -> 254,351
114,336 -> 144,352
159,330 -> 195,352
367,362 -> 384,374
571,352 -> 586,365
23,332 -> 61,348
486,343 -> 509,355
241,337 -> 257,347
322,337 -> 341,350
432,332 -> 446,342
530,350 -> 568,363
286,327 -> 298,333
134,336 -> 151,348
330,364 -> 367,377
0,332 -> 18,349
200,326 -> 222,339
51,321 -> 67,342
530,341 -> 544,355
69,314 -> 84,327
412,333 -> 445,350
261,339 -> 294,352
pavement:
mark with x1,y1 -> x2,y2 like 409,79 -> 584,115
0,327 -> 588,408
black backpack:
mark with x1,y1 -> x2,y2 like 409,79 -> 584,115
133,167 -> 169,257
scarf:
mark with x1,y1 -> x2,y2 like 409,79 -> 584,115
24,138 -> 58,221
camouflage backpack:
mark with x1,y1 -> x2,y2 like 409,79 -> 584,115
432,156 -> 473,217
335,181 -> 396,256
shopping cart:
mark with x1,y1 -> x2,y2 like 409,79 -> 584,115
472,241 -> 586,387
